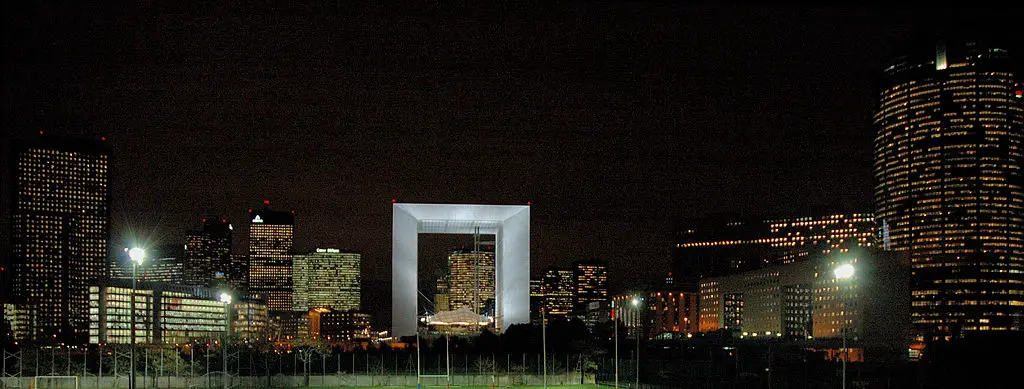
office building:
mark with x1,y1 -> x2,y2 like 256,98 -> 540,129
650,290 -> 699,337
613,288 -> 698,340
673,213 -> 876,288
292,248 -> 361,312
446,248 -> 495,315
699,260 -> 817,337
183,218 -> 232,286
543,268 -> 574,317
874,39 -> 1024,340
228,254 -> 248,291
573,261 -> 608,313
319,310 -> 371,341
88,280 -> 267,344
7,135 -> 110,343
109,244 -> 184,284
699,248 -> 910,357
435,276 -> 450,313
248,202 -> 295,312
612,292 -> 647,339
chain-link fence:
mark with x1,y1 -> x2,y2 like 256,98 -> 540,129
1,344 -> 593,388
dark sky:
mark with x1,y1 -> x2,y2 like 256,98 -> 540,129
4,3 -> 1016,327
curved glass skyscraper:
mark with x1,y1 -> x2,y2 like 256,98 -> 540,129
874,40 -> 1023,341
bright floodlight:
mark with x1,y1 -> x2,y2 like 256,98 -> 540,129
219,293 -> 232,305
631,298 -> 640,306
834,263 -> 855,280
128,247 -> 145,265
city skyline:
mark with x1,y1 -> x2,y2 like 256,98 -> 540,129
3,3 -> 1018,333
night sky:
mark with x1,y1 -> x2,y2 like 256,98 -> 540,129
3,3 -> 1014,327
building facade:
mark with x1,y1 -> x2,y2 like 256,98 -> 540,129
446,249 -> 495,315
183,218 -> 233,286
543,268 -> 574,317
698,249 -> 910,354
699,260 -> 817,338
248,203 -> 295,312
7,136 -> 110,343
573,261 -> 608,313
649,290 -> 699,337
435,276 -> 450,313
874,39 -> 1024,340
674,213 -> 876,287
109,244 -> 184,284
319,310 -> 371,341
88,281 -> 267,344
292,248 -> 361,312
612,293 -> 647,339
228,254 -> 249,292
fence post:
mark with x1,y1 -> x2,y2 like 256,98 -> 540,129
99,345 -> 104,388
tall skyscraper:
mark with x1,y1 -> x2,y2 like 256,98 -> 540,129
446,248 -> 495,315
228,253 -> 249,291
874,39 -> 1024,340
543,267 -> 574,317
248,202 -> 295,312
292,248 -> 360,312
7,135 -> 110,342
573,261 -> 608,312
183,217 -> 232,286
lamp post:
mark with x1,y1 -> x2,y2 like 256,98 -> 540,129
127,247 -> 145,389
416,324 -> 421,389
833,263 -> 855,389
631,297 -> 642,389
542,307 -> 547,389
219,293 -> 232,389
612,300 -> 618,389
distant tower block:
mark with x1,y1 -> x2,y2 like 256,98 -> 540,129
392,203 -> 530,336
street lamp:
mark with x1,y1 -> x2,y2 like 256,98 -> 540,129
127,247 -> 145,389
219,292 -> 232,389
613,299 -> 619,389
833,263 -> 855,389
542,307 -> 547,389
631,297 -> 642,389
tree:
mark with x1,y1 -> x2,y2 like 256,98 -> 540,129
293,338 -> 329,387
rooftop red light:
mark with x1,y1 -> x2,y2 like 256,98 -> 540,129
263,200 -> 271,205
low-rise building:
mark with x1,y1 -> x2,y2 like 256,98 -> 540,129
320,310 -> 372,341
88,281 -> 267,344
698,248 -> 910,359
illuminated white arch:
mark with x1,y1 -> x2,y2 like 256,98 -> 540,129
392,203 -> 530,336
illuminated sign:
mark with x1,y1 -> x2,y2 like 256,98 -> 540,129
252,215 -> 263,223
316,248 -> 341,253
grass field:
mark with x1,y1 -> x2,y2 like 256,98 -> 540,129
300,386 -> 604,389
71,386 -> 604,389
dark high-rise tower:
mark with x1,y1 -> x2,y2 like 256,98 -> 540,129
543,267 -> 574,317
874,39 -> 1023,340
184,217 -> 232,286
247,202 -> 294,312
7,135 -> 110,343
573,261 -> 608,310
